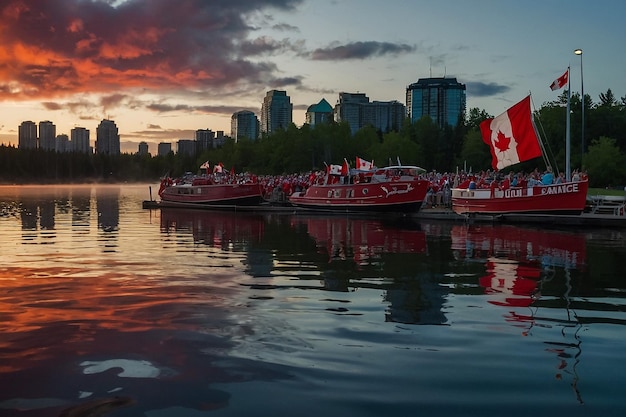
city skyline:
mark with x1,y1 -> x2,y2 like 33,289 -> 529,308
0,0 -> 624,153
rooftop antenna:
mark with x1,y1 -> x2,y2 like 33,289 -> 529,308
429,57 -> 432,77
444,66 -> 446,77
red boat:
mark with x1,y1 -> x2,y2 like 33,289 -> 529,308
451,95 -> 589,215
158,170 -> 263,206
451,180 -> 589,215
289,161 -> 430,213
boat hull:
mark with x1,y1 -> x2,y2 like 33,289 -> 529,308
451,180 -> 589,215
289,180 -> 430,212
160,182 -> 263,205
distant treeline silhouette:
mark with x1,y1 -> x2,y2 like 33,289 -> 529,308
1,90 -> 625,187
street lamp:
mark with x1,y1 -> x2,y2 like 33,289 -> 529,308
574,48 -> 584,166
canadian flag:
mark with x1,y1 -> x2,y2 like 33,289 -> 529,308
549,68 -> 569,91
341,158 -> 350,176
480,96 -> 542,170
356,156 -> 374,170
328,164 -> 342,175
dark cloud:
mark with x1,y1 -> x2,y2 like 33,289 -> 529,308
310,41 -> 416,60
272,23 -> 299,32
465,81 -> 511,97
100,94 -> 129,110
147,124 -> 161,129
146,103 -> 255,116
0,0 -> 304,100
42,102 -> 63,110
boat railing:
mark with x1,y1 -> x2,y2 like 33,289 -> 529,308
587,195 -> 626,216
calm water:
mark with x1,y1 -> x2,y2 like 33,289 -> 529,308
1,184 -> 625,417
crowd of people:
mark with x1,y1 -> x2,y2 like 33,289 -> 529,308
174,164 -> 588,208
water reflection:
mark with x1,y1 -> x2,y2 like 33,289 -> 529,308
2,185 -> 626,416
449,223 -> 611,405
96,186 -> 120,233
451,224 -> 586,307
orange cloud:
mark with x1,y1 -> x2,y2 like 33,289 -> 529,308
0,0 -> 303,102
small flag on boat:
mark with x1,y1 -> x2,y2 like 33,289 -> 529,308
550,68 -> 569,91
356,156 -> 374,170
341,158 -> 350,176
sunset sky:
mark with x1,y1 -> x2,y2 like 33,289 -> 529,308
0,0 -> 624,153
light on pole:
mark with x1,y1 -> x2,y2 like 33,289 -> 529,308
574,48 -> 584,166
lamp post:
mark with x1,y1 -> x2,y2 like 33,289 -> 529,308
574,48 -> 584,166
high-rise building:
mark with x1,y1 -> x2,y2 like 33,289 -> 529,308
71,127 -> 90,153
305,99 -> 333,126
214,131 -> 226,148
18,121 -> 38,149
55,134 -> 69,152
231,110 -> 259,142
176,139 -> 195,156
138,141 -> 149,155
39,121 -> 56,151
95,119 -> 120,154
406,77 -> 466,128
195,129 -> 215,152
260,90 -> 292,135
361,100 -> 406,133
334,92 -> 370,135
158,142 -> 172,156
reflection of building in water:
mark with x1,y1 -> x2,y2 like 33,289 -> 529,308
20,200 -> 38,232
96,187 -> 120,232
384,275 -> 447,325
39,200 -> 55,231
19,197 -> 56,243
71,189 -> 92,231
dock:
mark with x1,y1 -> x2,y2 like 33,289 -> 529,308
143,197 -> 626,228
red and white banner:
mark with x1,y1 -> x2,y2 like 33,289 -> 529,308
480,95 -> 542,170
549,68 -> 569,91
356,156 -> 374,170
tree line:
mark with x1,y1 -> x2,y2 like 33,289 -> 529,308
1,89 -> 625,188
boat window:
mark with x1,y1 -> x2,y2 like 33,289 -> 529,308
362,188 -> 368,195
333,189 -> 341,198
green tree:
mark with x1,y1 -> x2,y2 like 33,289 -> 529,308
583,136 -> 626,187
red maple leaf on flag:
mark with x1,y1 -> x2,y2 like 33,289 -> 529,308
494,130 -> 511,152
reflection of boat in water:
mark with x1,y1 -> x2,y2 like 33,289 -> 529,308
451,224 -> 586,267
451,223 -> 586,307
452,223 -> 587,402
160,209 -> 265,248
297,216 -> 427,264
292,215 -> 443,324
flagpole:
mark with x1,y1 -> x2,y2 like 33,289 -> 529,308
565,66 -> 571,181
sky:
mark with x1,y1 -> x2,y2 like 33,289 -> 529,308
0,0 -> 624,153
